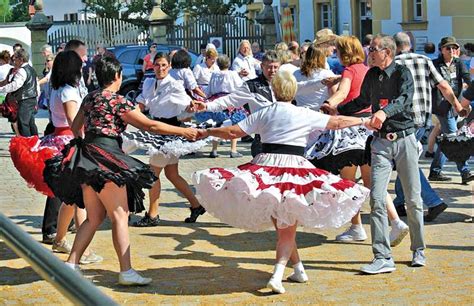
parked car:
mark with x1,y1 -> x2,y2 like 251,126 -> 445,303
108,44 -> 199,99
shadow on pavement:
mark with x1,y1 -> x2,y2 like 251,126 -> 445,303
0,266 -> 42,285
0,241 -> 20,261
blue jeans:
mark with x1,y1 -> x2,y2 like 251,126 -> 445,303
394,128 -> 443,208
430,110 -> 470,176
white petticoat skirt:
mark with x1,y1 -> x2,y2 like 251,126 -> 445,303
122,130 -> 209,158
192,153 -> 370,232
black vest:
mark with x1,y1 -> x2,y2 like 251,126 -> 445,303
13,64 -> 38,101
245,74 -> 274,102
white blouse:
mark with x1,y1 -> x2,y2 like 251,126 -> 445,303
169,68 -> 198,91
231,53 -> 260,81
137,74 -> 191,119
293,68 -> 336,111
238,102 -> 330,147
206,70 -> 243,96
193,62 -> 220,85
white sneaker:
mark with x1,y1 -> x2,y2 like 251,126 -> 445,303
287,271 -> 308,283
267,277 -> 285,294
390,221 -> 409,247
118,269 -> 152,286
336,225 -> 368,241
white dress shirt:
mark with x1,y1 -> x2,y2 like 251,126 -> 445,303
193,62 -> 220,86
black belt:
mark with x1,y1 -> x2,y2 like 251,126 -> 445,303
152,116 -> 180,127
374,128 -> 415,142
261,143 -> 305,156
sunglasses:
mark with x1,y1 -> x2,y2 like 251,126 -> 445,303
150,45 -> 157,49
368,46 -> 386,53
444,46 -> 459,51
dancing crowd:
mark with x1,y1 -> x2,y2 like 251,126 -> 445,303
1,28 -> 473,293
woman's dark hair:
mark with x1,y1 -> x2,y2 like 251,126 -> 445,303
50,50 -> 82,90
95,56 -> 122,88
424,42 -> 435,54
153,52 -> 170,64
171,49 -> 191,69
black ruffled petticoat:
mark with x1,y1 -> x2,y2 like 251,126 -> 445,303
310,149 -> 368,175
438,134 -> 474,163
43,132 -> 157,213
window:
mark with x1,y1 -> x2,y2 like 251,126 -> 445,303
118,50 -> 139,65
320,4 -> 332,28
289,6 -> 298,33
64,13 -> 78,22
414,0 -> 423,20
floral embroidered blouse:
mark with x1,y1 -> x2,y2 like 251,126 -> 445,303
82,89 -> 135,137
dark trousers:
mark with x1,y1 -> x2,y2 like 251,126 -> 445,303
42,197 -> 61,236
17,98 -> 38,136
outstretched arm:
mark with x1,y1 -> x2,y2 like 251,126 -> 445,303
198,125 -> 247,140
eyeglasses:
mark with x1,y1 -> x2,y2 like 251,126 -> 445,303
368,46 -> 386,53
444,46 -> 459,51
150,45 -> 157,49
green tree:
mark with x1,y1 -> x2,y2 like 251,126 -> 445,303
86,0 -> 154,28
7,0 -> 29,22
161,0 -> 254,20
0,0 -> 11,22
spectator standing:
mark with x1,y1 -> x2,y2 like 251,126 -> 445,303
428,36 -> 473,184
251,41 -> 264,61
232,40 -> 260,81
142,43 -> 158,73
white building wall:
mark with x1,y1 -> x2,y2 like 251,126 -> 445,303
43,0 -> 85,21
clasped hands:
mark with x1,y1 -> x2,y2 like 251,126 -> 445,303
185,100 -> 207,113
320,102 -> 387,130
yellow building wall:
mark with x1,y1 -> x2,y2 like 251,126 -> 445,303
440,0 -> 474,43
371,0 -> 390,34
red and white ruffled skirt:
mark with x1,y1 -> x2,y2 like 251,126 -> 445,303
192,153 -> 370,232
9,127 -> 74,197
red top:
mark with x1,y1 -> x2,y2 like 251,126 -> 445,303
339,63 -> 371,114
143,54 -> 154,71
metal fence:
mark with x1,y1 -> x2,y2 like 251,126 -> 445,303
168,15 -> 264,60
48,18 -> 149,53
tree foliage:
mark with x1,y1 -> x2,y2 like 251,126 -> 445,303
6,0 -> 30,22
161,0 -> 254,20
86,0 -> 154,28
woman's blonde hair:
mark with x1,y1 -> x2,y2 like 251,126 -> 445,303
300,44 -> 326,77
336,35 -> 365,66
275,42 -> 288,52
205,48 -> 218,58
271,70 -> 297,102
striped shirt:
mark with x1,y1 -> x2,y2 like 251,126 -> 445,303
395,52 -> 444,127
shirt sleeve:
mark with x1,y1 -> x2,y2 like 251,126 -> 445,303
462,80 -> 474,101
206,83 -> 253,112
342,66 -> 355,81
0,67 -> 27,94
60,85 -> 82,104
383,66 -> 415,118
183,69 -> 198,90
338,69 -> 373,115
136,78 -> 154,108
237,107 -> 264,135
306,108 -> 331,131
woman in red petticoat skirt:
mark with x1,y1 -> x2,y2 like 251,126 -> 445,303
193,70 -> 371,294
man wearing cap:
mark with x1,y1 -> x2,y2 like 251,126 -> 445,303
392,32 -> 471,223
337,34 -> 425,274
313,28 -> 344,74
428,36 -> 472,184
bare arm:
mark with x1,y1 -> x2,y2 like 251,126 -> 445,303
199,125 -> 247,140
325,115 -> 370,130
193,86 -> 207,98
121,108 -> 197,140
326,77 -> 351,106
62,101 -> 79,128
436,80 -> 464,113
71,105 -> 85,138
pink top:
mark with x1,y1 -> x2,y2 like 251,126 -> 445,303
143,54 -> 154,71
340,63 -> 371,114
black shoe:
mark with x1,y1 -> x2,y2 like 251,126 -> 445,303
132,212 -> 160,227
461,171 -> 474,185
395,205 -> 407,217
185,206 -> 206,223
424,151 -> 435,158
428,172 -> 452,182
424,203 -> 448,222
241,135 -> 254,143
42,233 -> 56,245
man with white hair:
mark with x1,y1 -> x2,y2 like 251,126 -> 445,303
392,31 -> 471,222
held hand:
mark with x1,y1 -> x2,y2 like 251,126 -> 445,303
196,129 -> 209,140
182,127 -> 198,141
320,103 -> 337,115
363,117 -> 376,130
191,100 -> 207,112
453,101 -> 464,114
239,69 -> 249,77
370,110 -> 387,130
458,104 -> 472,118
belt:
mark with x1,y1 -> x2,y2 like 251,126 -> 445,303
262,143 -> 305,156
152,116 -> 180,127
374,128 -> 415,142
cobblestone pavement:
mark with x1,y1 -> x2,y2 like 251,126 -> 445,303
1,111 -> 473,305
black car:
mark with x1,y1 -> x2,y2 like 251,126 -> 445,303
108,44 -> 199,99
